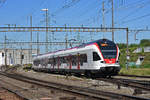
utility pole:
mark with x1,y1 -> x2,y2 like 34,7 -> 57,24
90,32 -> 93,41
126,28 -> 129,70
65,24 -> 68,49
20,47 -> 23,65
134,31 -> 139,41
30,15 -> 32,64
112,0 -> 114,42
42,8 -> 49,52
4,35 -> 7,67
77,32 -> 81,45
102,1 -> 105,39
65,32 -> 68,49
37,32 -> 39,55
102,1 -> 105,28
28,16 -> 32,64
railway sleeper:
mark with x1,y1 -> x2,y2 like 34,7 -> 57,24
133,89 -> 143,95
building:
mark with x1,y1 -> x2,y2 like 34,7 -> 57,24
0,49 -> 37,66
133,46 -> 150,53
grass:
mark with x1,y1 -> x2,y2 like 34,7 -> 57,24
119,68 -> 150,76
119,47 -> 150,68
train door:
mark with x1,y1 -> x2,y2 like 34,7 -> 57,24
80,53 -> 88,69
48,57 -> 53,71
65,55 -> 71,70
86,50 -> 93,69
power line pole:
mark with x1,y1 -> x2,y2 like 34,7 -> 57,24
65,34 -> 68,49
46,9 -> 48,52
112,0 -> 114,42
102,1 -> 105,39
4,35 -> 7,67
30,15 -> 32,63
77,32 -> 81,45
37,32 -> 39,55
65,24 -> 68,49
42,8 -> 49,52
51,32 -> 54,51
126,28 -> 129,70
102,1 -> 105,28
20,46 -> 23,65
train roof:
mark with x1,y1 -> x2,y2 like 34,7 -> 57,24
79,38 -> 115,47
35,39 -> 115,58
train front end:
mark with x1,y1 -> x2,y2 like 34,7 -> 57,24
96,39 -> 121,76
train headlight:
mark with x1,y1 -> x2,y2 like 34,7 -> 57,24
116,60 -> 119,64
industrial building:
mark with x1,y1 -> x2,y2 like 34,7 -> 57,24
0,49 -> 37,66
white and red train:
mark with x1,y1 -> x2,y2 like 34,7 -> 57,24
32,39 -> 121,77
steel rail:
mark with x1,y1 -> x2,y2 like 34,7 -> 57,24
0,72 -> 149,100
0,72 -> 107,100
96,78 -> 150,91
118,74 -> 150,78
0,79 -> 54,99
0,83 -> 29,100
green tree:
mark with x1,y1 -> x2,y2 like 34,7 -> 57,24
117,43 -> 126,49
140,39 -> 150,46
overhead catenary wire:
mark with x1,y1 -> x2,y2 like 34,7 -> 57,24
51,0 -> 81,16
0,0 -> 6,8
115,0 -> 150,25
120,13 -> 150,24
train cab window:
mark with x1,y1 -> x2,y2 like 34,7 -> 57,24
93,52 -> 101,61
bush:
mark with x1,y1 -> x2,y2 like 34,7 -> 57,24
140,64 -> 150,68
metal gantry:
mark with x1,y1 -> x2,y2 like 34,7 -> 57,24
0,26 -> 129,68
0,41 -> 80,46
0,26 -> 127,32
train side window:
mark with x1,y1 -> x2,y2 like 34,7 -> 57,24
52,58 -> 56,66
72,55 -> 77,66
80,54 -> 87,62
34,60 -> 39,66
93,52 -> 101,61
2,53 -> 4,57
48,58 -> 53,65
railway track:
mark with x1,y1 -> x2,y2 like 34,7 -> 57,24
0,78 -> 54,100
0,72 -> 149,100
118,74 -> 150,78
96,77 -> 150,92
0,83 -> 29,100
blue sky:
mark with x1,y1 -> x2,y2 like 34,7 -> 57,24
0,0 -> 150,53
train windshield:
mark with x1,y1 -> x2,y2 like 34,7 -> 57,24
97,40 -> 117,59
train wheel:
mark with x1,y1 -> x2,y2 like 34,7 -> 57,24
107,76 -> 112,78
